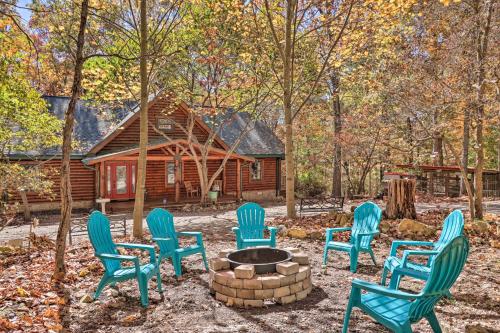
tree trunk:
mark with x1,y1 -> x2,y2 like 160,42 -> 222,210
53,0 -> 88,280
460,107 -> 470,195
132,0 -> 149,238
386,179 -> 417,219
432,111 -> 444,166
406,117 -> 413,164
332,88 -> 342,197
283,0 -> 296,218
473,0 -> 493,220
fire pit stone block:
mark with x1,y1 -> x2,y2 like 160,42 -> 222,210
296,266 -> 311,282
244,299 -> 264,308
214,270 -> 235,285
228,278 -> 243,289
274,285 -> 291,298
255,289 -> 274,299
216,292 -> 228,303
279,274 -> 296,286
210,258 -> 230,271
290,281 -> 303,294
237,288 -> 255,299
277,294 -> 296,305
260,276 -> 281,289
276,262 -> 299,276
234,264 -> 255,279
243,277 -> 263,290
291,253 -> 309,265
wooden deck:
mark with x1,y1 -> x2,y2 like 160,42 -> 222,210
107,195 -> 239,213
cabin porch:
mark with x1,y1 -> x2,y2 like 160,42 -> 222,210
83,139 -> 253,206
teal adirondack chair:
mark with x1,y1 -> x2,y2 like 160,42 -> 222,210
233,202 -> 277,249
381,210 -> 464,290
342,235 -> 469,333
146,208 -> 208,277
323,201 -> 382,273
87,211 -> 161,307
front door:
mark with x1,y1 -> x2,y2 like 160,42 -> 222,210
107,161 -> 136,200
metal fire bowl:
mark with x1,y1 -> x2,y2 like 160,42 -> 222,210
227,248 -> 292,274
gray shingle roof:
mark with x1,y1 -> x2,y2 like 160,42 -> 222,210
204,112 -> 284,156
12,96 -> 283,158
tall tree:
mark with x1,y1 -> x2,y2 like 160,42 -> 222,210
472,0 -> 494,219
54,0 -> 89,279
251,0 -> 353,218
132,0 -> 149,238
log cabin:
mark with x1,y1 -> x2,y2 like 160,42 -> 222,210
6,94 -> 285,212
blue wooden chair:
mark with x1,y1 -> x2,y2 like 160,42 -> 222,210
87,211 -> 161,307
342,235 -> 469,333
146,208 -> 208,277
322,201 -> 382,273
381,210 -> 464,290
233,202 -> 277,249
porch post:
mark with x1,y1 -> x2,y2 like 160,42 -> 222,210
236,159 -> 241,199
99,162 -> 106,198
175,146 -> 180,203
222,163 -> 227,195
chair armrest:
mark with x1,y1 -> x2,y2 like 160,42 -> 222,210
177,231 -> 203,245
401,250 -> 439,268
352,279 -> 420,300
325,227 -> 351,242
266,226 -> 278,234
116,243 -> 156,264
177,231 -> 201,237
97,253 -> 141,274
390,240 -> 435,256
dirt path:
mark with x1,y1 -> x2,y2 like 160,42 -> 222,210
2,200 -> 500,244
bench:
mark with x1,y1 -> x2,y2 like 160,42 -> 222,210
68,212 -> 127,245
298,196 -> 344,217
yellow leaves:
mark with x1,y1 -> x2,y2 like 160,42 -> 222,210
17,286 -> 30,297
78,268 -> 89,277
439,0 -> 461,6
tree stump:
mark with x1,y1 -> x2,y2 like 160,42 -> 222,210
386,179 -> 417,219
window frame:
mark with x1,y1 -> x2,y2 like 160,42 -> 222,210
165,161 -> 176,186
249,159 -> 263,182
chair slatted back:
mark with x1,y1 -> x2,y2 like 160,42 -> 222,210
237,202 -> 266,239
146,208 -> 178,253
87,211 -> 120,274
349,201 -> 382,249
409,236 -> 469,322
434,210 -> 464,252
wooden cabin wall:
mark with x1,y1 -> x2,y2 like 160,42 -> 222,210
7,159 -> 95,204
99,97 -> 223,154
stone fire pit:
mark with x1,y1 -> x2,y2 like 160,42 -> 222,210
209,247 -> 312,308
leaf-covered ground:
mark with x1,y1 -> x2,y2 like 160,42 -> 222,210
1,216 -> 499,333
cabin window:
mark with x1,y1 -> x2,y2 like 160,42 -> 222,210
106,165 -> 111,194
157,118 -> 174,131
166,162 -> 175,185
250,160 -> 262,181
131,164 -> 136,193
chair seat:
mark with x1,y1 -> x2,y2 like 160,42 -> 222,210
326,241 -> 354,251
360,292 -> 412,327
113,263 -> 156,279
175,244 -> 202,255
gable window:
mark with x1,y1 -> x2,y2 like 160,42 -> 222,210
166,162 -> 175,185
250,160 -> 262,181
157,118 -> 174,131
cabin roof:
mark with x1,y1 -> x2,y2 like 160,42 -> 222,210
11,96 -> 283,159
396,164 -> 500,174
